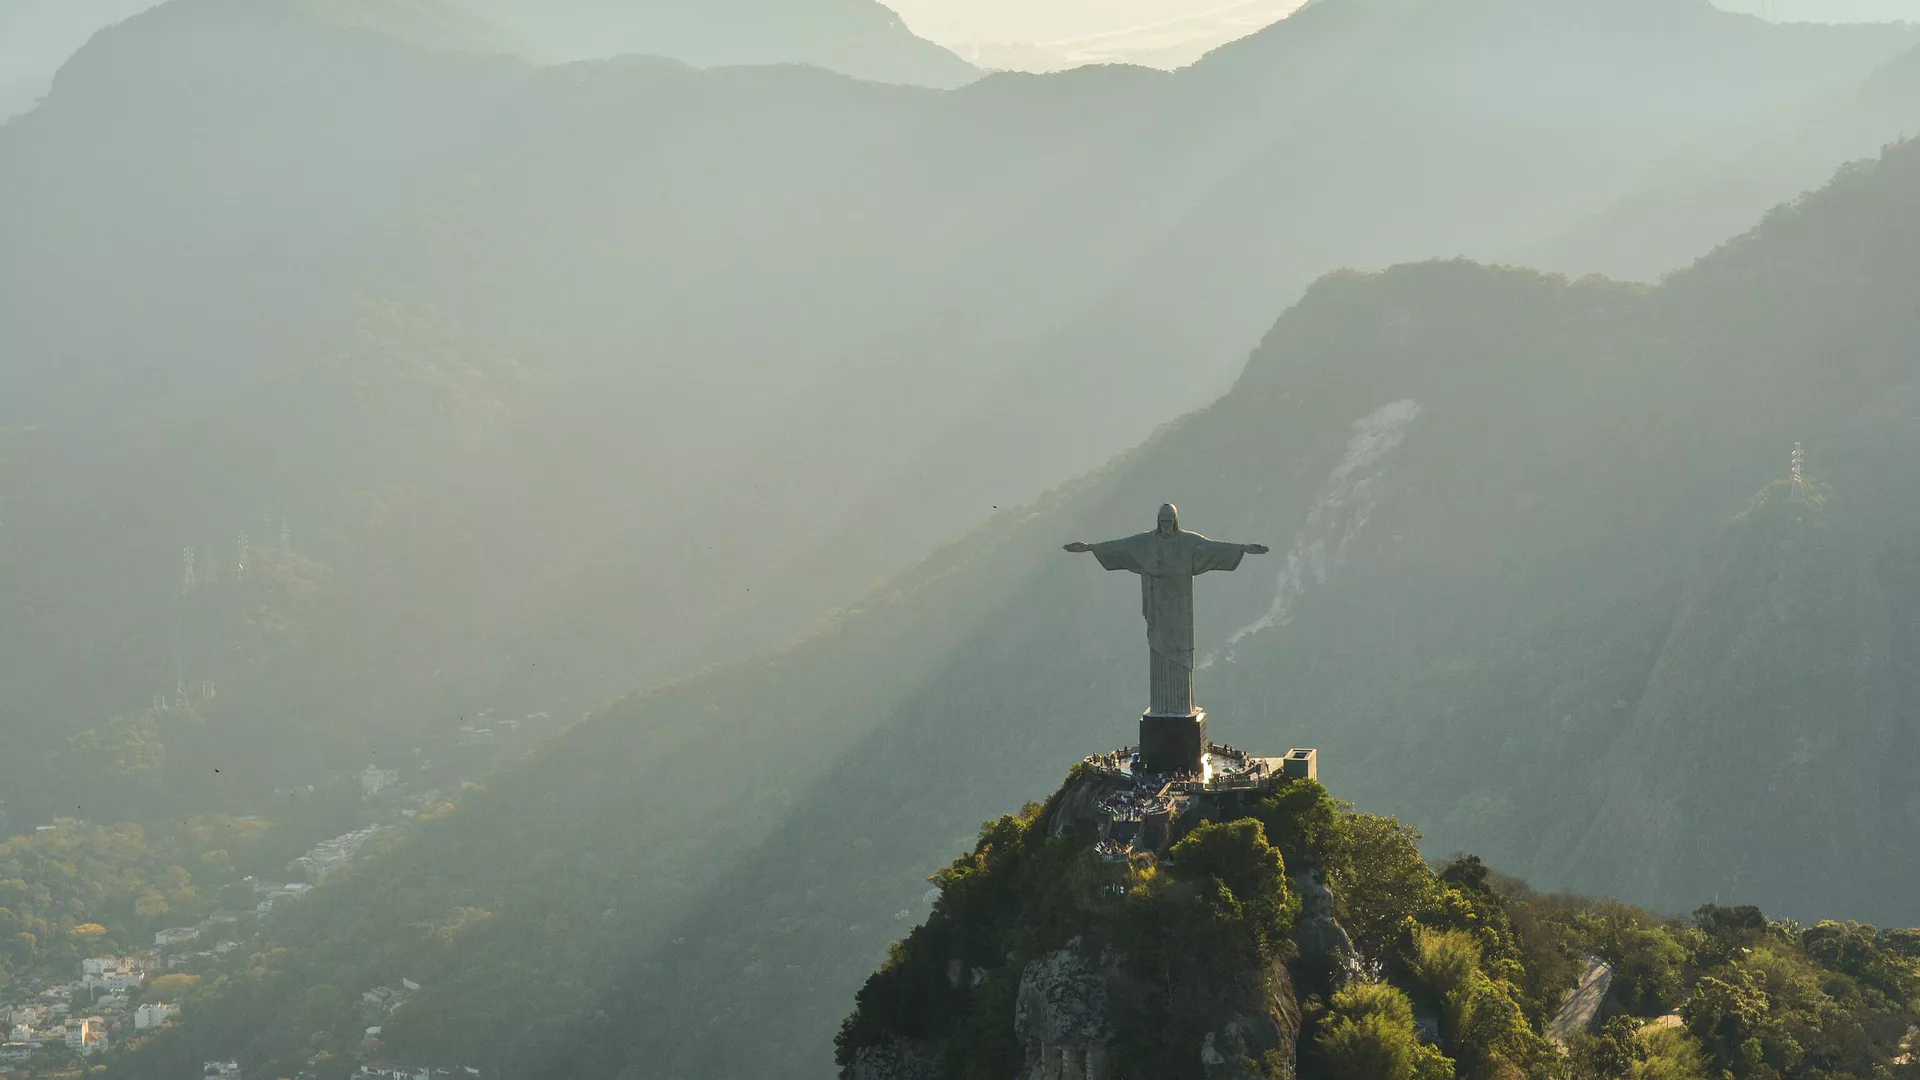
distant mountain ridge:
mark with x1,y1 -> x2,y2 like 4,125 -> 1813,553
0,0 -> 527,120
455,0 -> 979,87
1520,38 -> 1920,280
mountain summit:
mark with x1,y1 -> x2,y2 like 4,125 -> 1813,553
456,0 -> 979,86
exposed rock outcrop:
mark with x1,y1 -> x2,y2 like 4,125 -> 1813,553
845,1036 -> 943,1080
1201,988 -> 1298,1080
1291,869 -> 1358,982
1015,940 -> 1114,1080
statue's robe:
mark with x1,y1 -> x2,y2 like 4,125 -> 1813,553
1087,528 -> 1248,716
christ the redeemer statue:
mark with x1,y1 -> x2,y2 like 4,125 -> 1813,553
1065,503 -> 1269,718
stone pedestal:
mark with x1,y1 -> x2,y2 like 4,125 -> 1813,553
1139,710 -> 1207,777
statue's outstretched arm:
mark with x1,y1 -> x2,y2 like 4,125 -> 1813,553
1241,543 -> 1271,555
1063,542 -> 1092,553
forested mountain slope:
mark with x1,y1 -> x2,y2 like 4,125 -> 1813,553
5,0 -> 1915,833
110,137 -> 1920,1079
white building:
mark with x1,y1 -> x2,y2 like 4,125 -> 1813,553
361,765 -> 400,797
155,927 -> 201,947
81,955 -> 144,992
134,1002 -> 178,1030
289,826 -> 387,882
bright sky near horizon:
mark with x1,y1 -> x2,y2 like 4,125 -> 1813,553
887,0 -> 1310,70
887,0 -> 1299,43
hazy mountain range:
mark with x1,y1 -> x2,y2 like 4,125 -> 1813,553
5,0 -> 1920,1075
101,79 -> 1920,1080
7,0 -> 1918,828
0,0 -> 977,122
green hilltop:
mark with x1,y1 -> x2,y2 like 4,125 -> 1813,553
837,769 -> 1920,1080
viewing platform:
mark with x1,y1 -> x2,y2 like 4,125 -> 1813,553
1075,743 -> 1319,858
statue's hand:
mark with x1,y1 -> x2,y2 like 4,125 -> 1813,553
1063,542 -> 1092,553
1242,544 -> 1271,555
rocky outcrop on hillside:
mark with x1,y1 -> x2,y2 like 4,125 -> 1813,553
1014,942 -> 1115,1080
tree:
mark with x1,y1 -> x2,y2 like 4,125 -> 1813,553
1410,926 -> 1482,1013
1573,1014 -> 1649,1079
1633,1027 -> 1711,1080
1693,904 -> 1769,966
1252,779 -> 1339,869
1323,814 -> 1436,961
1313,981 -> 1454,1080
1605,924 -> 1688,1015
1683,970 -> 1778,1077
1167,819 -> 1289,938
1438,855 -> 1493,894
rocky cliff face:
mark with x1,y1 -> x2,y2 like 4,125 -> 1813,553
1005,935 -> 1297,1080
1013,941 -> 1114,1080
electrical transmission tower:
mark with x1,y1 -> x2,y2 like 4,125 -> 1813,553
1791,442 -> 1806,500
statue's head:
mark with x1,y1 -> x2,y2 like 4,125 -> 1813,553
1157,503 -> 1179,537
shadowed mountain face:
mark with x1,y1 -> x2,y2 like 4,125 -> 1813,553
107,137 -> 1920,1079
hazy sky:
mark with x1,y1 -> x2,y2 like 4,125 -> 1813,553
889,0 -> 1303,48
889,0 -> 1917,70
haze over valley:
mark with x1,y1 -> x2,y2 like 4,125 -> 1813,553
5,1 -> 1920,1078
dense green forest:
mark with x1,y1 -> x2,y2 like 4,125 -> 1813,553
840,772 -> 1920,1080
88,132 -> 1920,1078
0,813 -> 358,977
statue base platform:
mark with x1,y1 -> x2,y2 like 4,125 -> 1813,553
1139,710 -> 1207,777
